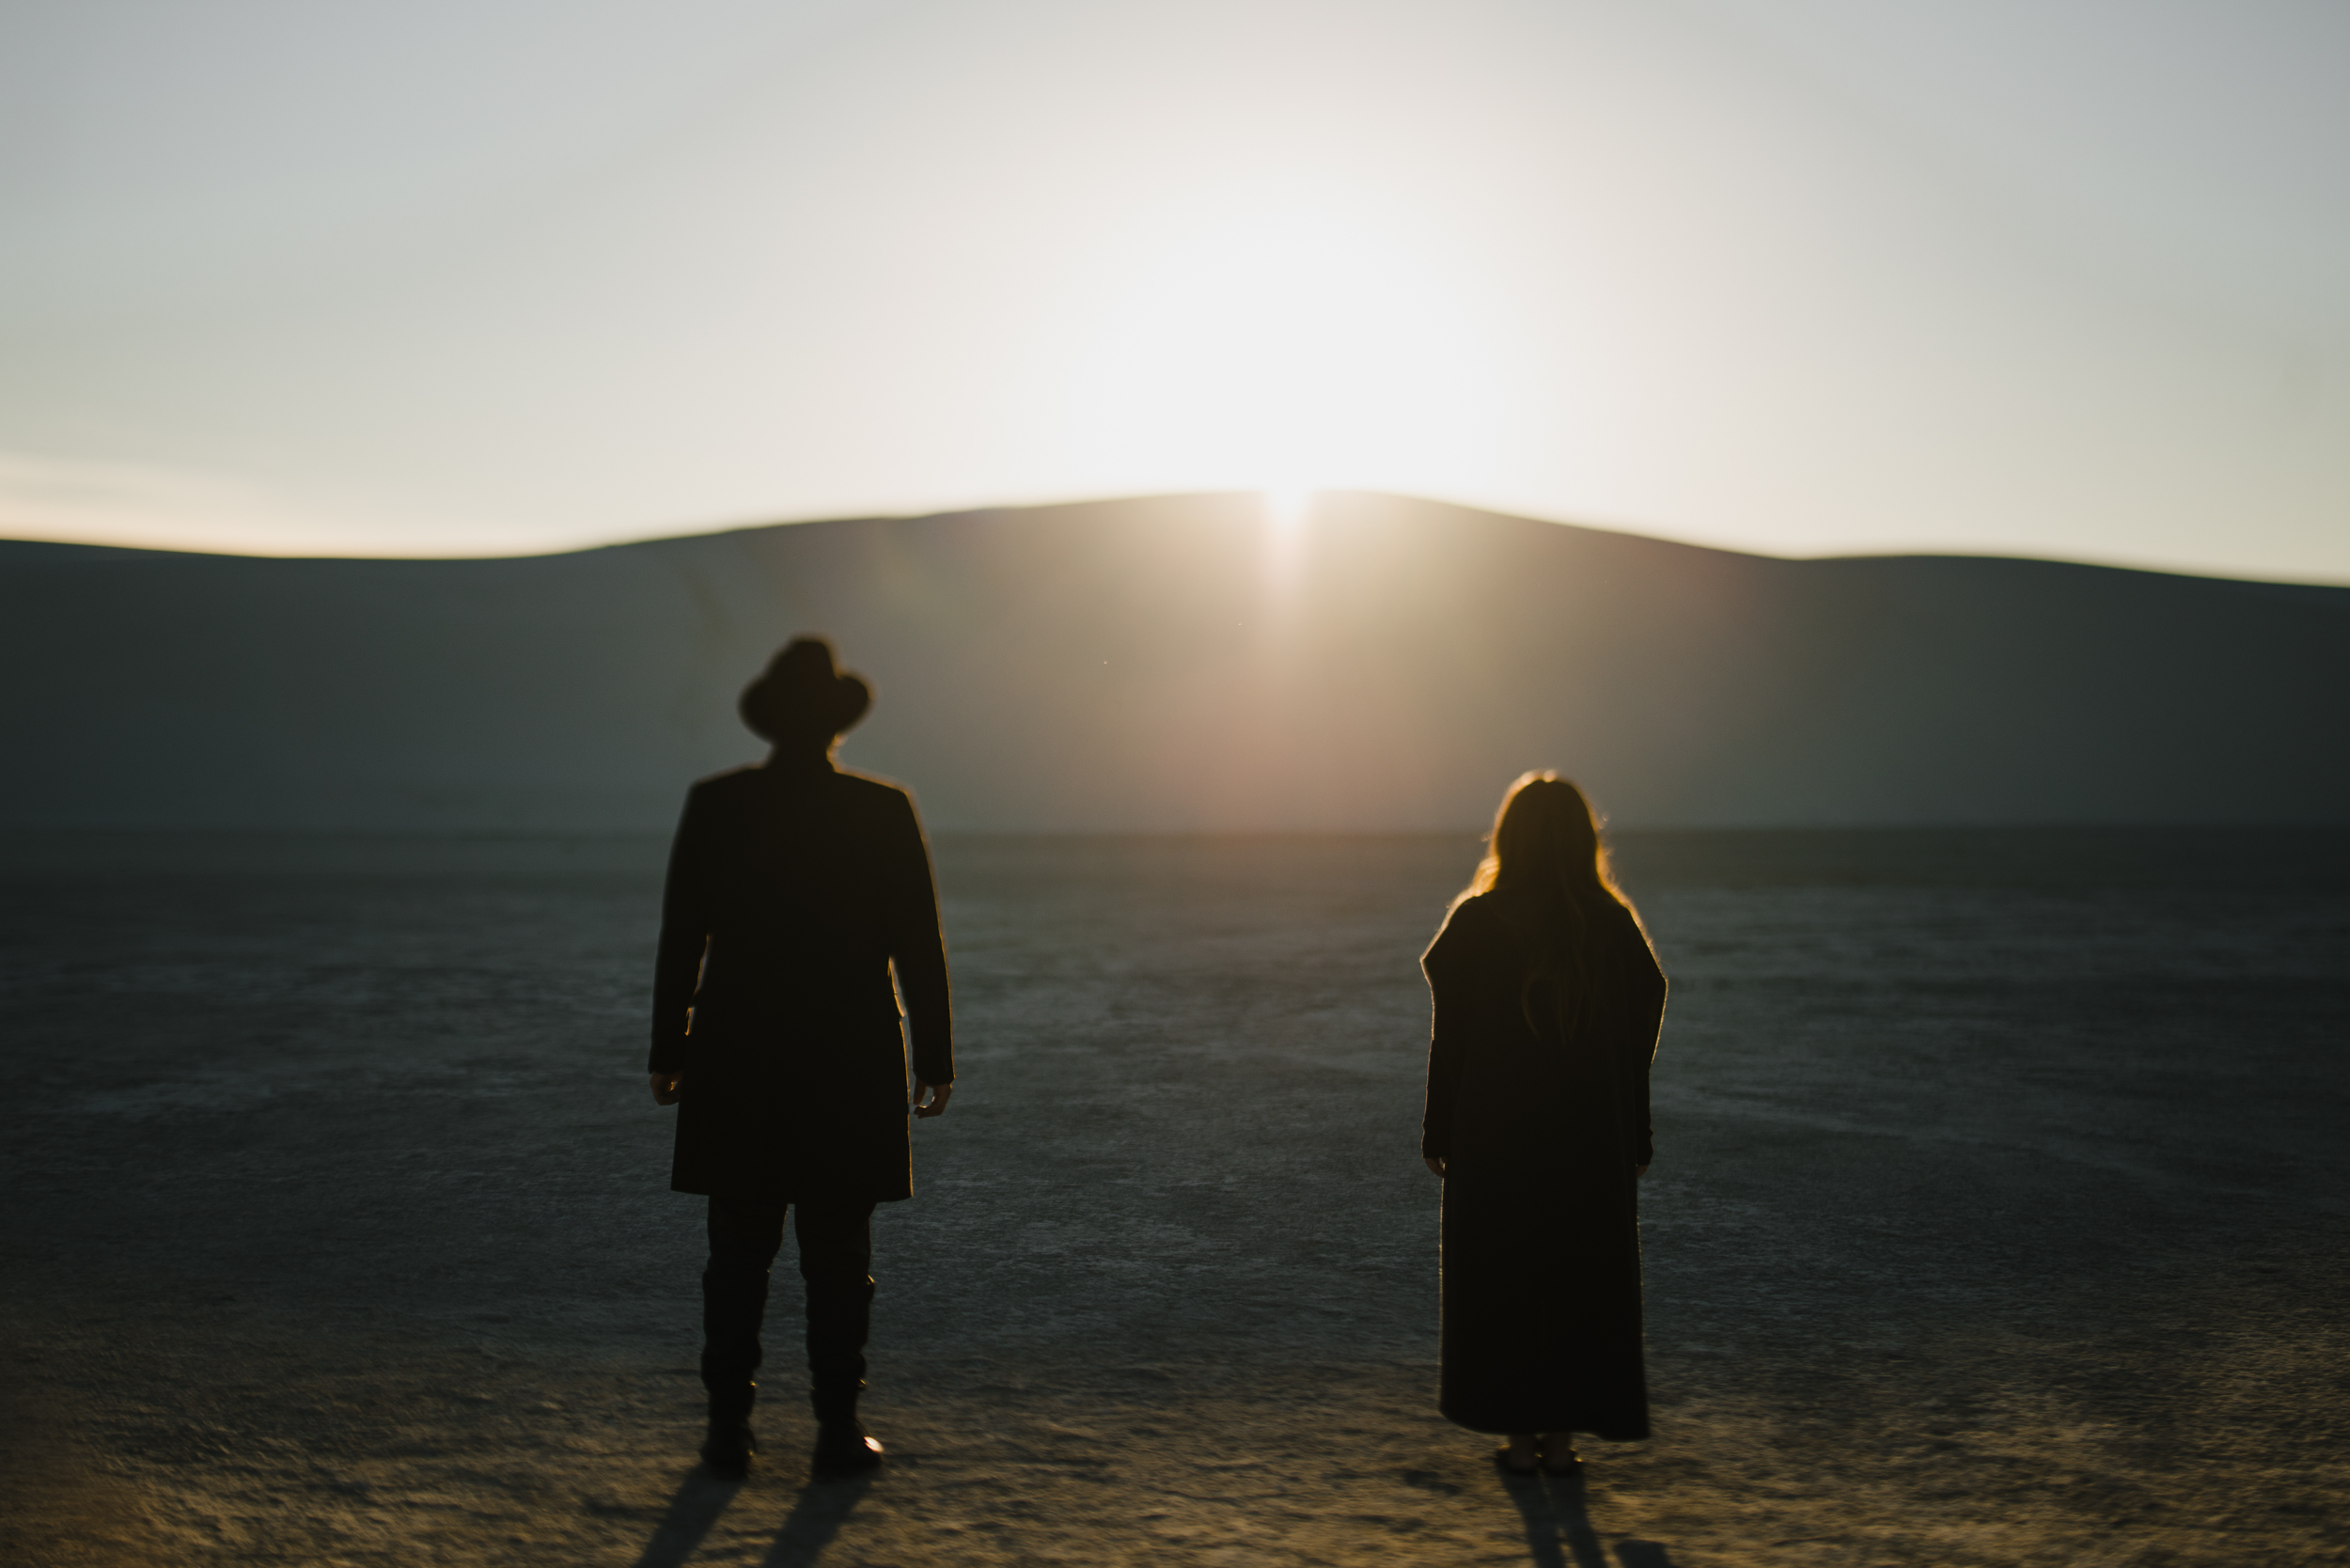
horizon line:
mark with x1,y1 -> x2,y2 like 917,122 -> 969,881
4,487 -> 2344,592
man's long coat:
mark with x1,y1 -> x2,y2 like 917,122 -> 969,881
649,756 -> 952,1205
1420,887 -> 1666,1439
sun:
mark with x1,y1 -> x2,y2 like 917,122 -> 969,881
1042,180 -> 1507,498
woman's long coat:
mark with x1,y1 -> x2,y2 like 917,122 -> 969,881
1420,888 -> 1666,1439
649,756 -> 952,1205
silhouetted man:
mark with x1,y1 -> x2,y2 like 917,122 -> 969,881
648,637 -> 953,1480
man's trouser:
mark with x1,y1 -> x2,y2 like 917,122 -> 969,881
701,1195 -> 877,1426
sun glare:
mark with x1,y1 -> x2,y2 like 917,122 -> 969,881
1261,484 -> 1315,596
1264,486 -> 1312,534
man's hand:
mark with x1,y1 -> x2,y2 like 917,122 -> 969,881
650,1071 -> 682,1105
1424,1154 -> 1446,1177
1635,1163 -> 1650,1178
912,1080 -> 953,1119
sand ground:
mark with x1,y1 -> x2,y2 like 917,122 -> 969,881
2,830 -> 2345,1566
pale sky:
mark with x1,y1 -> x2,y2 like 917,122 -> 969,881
2,0 -> 2345,580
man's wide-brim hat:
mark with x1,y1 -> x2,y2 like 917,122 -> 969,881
739,637 -> 871,743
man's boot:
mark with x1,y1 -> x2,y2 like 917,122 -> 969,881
806,1274 -> 883,1477
699,1254 -> 770,1480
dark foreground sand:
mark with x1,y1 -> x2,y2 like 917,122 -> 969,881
3,830 -> 2344,1567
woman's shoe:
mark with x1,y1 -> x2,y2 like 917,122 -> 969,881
1538,1434 -> 1581,1475
1496,1434 -> 1541,1475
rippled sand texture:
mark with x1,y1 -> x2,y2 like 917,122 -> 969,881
3,830 -> 2344,1566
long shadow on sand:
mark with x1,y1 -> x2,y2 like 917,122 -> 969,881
628,1468 -> 874,1567
630,1470 -> 743,1568
1502,1468 -> 1678,1568
757,1472 -> 877,1566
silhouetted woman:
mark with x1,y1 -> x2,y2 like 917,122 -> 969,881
647,637 -> 953,1481
1420,773 -> 1666,1474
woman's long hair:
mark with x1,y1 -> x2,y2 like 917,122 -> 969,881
1454,772 -> 1644,1039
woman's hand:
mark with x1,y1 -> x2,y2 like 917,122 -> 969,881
912,1080 -> 954,1119
1424,1155 -> 1446,1177
650,1072 -> 682,1105
1634,1163 -> 1650,1178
